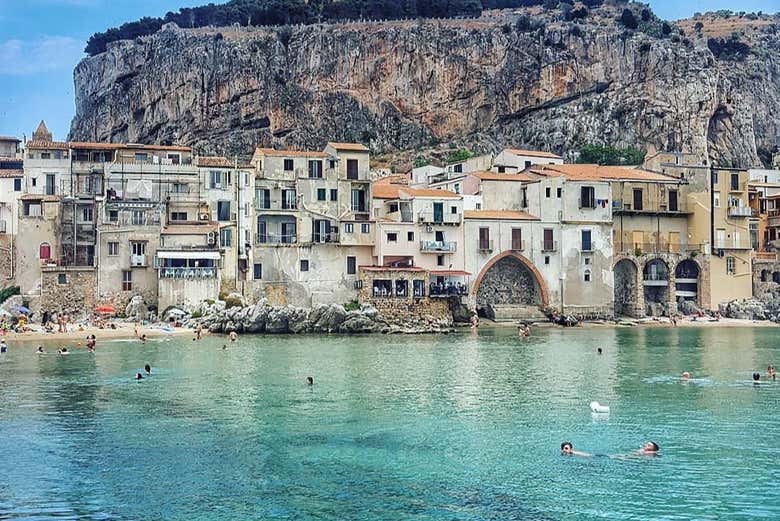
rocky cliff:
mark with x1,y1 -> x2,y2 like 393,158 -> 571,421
69,6 -> 780,167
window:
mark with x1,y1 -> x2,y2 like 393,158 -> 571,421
451,206 -> 457,214
330,189 -> 338,201
31,177 -> 37,187
346,256 -> 356,275
346,159 -> 359,179
435,231 -> 444,242
40,153 -> 50,160
584,270 -> 591,282
407,231 -> 414,241
308,160 -> 323,178
584,257 -> 590,265
524,160 -> 532,169
556,187 -> 562,198
711,172 -> 718,184
329,159 -> 336,169
475,203 -> 482,210
545,187 -> 551,198
581,230 -> 592,251
45,174 -> 56,195
387,232 -> 398,242
209,171 -> 222,189
220,228 -> 232,247
39,242 -> 51,260
344,223 -> 354,233
108,242 -> 119,256
316,188 -> 326,201
132,210 -> 144,226
300,260 -> 309,272
130,242 -> 145,256
361,223 -> 370,234
633,189 -> 643,211
497,166 -> 506,173
81,206 -> 93,222
283,159 -> 294,171
253,263 -> 262,279
454,164 -> 463,173
545,255 -> 550,265
171,212 -> 187,221
389,203 -> 399,213
478,227 -> 490,250
511,228 -> 522,251
726,257 -> 736,275
122,270 -> 132,291
454,184 -> 461,194
108,210 -> 118,222
281,190 -> 296,210
580,186 -> 595,208
57,273 -> 67,285
13,178 -> 21,191
134,153 -> 148,162
543,228 -> 554,251
437,255 -> 444,266
217,201 -> 231,221
668,190 -> 678,212
714,191 -> 721,208
730,173 -> 739,191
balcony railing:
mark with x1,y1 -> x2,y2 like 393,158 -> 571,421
578,198 -> 596,209
159,267 -> 217,279
255,200 -> 297,210
617,242 -> 704,255
644,272 -> 669,282
312,232 -> 339,244
430,284 -> 469,297
420,240 -> 457,253
542,240 -> 558,252
418,211 -> 462,225
511,240 -> 525,252
478,240 -> 494,252
130,254 -> 147,267
351,204 -> 368,213
728,206 -> 753,217
257,234 -> 297,245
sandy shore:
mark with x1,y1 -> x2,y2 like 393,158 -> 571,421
2,323 -> 199,344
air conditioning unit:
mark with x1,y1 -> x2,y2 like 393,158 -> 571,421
207,232 -> 216,245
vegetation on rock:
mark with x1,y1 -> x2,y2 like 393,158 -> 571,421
576,144 -> 646,165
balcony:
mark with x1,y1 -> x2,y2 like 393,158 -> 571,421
418,211 -> 462,225
728,206 -> 753,217
130,254 -> 147,267
159,267 -> 217,279
542,240 -> 558,252
618,242 -> 705,255
312,232 -> 339,244
420,240 -> 457,253
510,240 -> 526,252
578,198 -> 596,209
257,234 -> 297,245
478,240 -> 494,252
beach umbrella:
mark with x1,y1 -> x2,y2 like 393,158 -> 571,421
13,305 -> 31,314
95,305 -> 116,314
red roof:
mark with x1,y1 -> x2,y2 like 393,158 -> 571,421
26,140 -> 68,150
0,169 -> 23,178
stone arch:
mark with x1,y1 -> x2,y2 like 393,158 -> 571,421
674,259 -> 700,307
472,252 -> 549,318
614,258 -> 640,317
643,258 -> 671,316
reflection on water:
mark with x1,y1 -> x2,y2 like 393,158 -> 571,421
0,327 -> 778,520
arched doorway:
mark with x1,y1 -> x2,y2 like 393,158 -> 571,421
473,252 -> 548,320
675,259 -> 699,306
614,258 -> 639,317
643,258 -> 670,316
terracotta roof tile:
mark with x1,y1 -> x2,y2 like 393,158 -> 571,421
504,148 -> 562,159
0,156 -> 22,163
254,147 -> 328,158
26,140 -> 68,150
464,210 -> 539,221
372,183 -> 459,200
0,169 -> 23,178
68,141 -> 124,150
196,156 -> 234,168
529,164 -> 678,182
327,142 -> 369,152
124,144 -> 191,152
0,136 -> 21,142
469,170 -> 534,182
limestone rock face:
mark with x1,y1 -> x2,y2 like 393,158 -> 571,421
124,295 -> 147,322
69,8 -> 780,167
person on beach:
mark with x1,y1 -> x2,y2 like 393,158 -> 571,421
518,324 -> 530,337
306,376 -> 314,386
195,323 -> 203,340
36,346 -> 44,354
561,442 -> 590,457
229,331 -> 237,342
144,364 -> 151,375
0,339 -> 7,353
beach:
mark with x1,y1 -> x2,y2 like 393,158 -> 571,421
1,322 -> 199,344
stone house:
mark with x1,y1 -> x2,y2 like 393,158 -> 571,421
492,148 -> 563,173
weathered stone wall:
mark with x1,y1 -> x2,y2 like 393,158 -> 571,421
370,297 -> 453,330
753,258 -> 780,297
40,267 -> 97,319
614,257 -> 642,317
0,235 -> 14,288
476,256 -> 539,310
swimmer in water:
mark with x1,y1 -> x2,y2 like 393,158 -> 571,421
229,331 -> 237,342
140,334 -> 147,343
0,339 -> 7,353
638,441 -> 660,455
36,346 -> 44,354
597,347 -> 603,355
144,364 -> 151,375
682,371 -> 690,381
560,441 -> 590,457
57,347 -> 69,355
134,373 -> 143,380
222,344 -> 228,350
753,372 -> 761,383
306,376 -> 314,386
768,365 -> 776,381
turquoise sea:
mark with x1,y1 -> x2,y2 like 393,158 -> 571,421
0,327 -> 778,520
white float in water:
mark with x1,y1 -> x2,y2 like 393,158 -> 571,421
590,401 -> 610,414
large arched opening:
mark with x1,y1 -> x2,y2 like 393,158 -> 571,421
614,258 -> 639,317
472,252 -> 548,320
643,258 -> 670,316
674,259 -> 700,307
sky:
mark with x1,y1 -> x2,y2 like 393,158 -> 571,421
0,0 -> 778,142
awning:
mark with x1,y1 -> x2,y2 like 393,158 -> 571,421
157,251 -> 221,260
430,270 -> 471,276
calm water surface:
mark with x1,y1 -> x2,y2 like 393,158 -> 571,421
0,327 -> 779,520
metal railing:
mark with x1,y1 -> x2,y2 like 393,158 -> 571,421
478,240 -> 494,252
728,206 -> 753,217
511,240 -> 525,251
542,240 -> 558,252
159,267 -> 217,279
257,234 -> 297,244
418,211 -> 462,225
429,284 -> 469,297
644,272 -> 669,282
420,240 -> 457,253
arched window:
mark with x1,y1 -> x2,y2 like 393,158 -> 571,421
39,242 -> 51,260
584,269 -> 591,282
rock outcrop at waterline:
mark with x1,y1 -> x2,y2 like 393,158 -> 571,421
182,299 -> 454,334
69,6 -> 780,167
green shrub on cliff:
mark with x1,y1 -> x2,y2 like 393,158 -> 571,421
577,144 -> 646,165
0,286 -> 20,306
